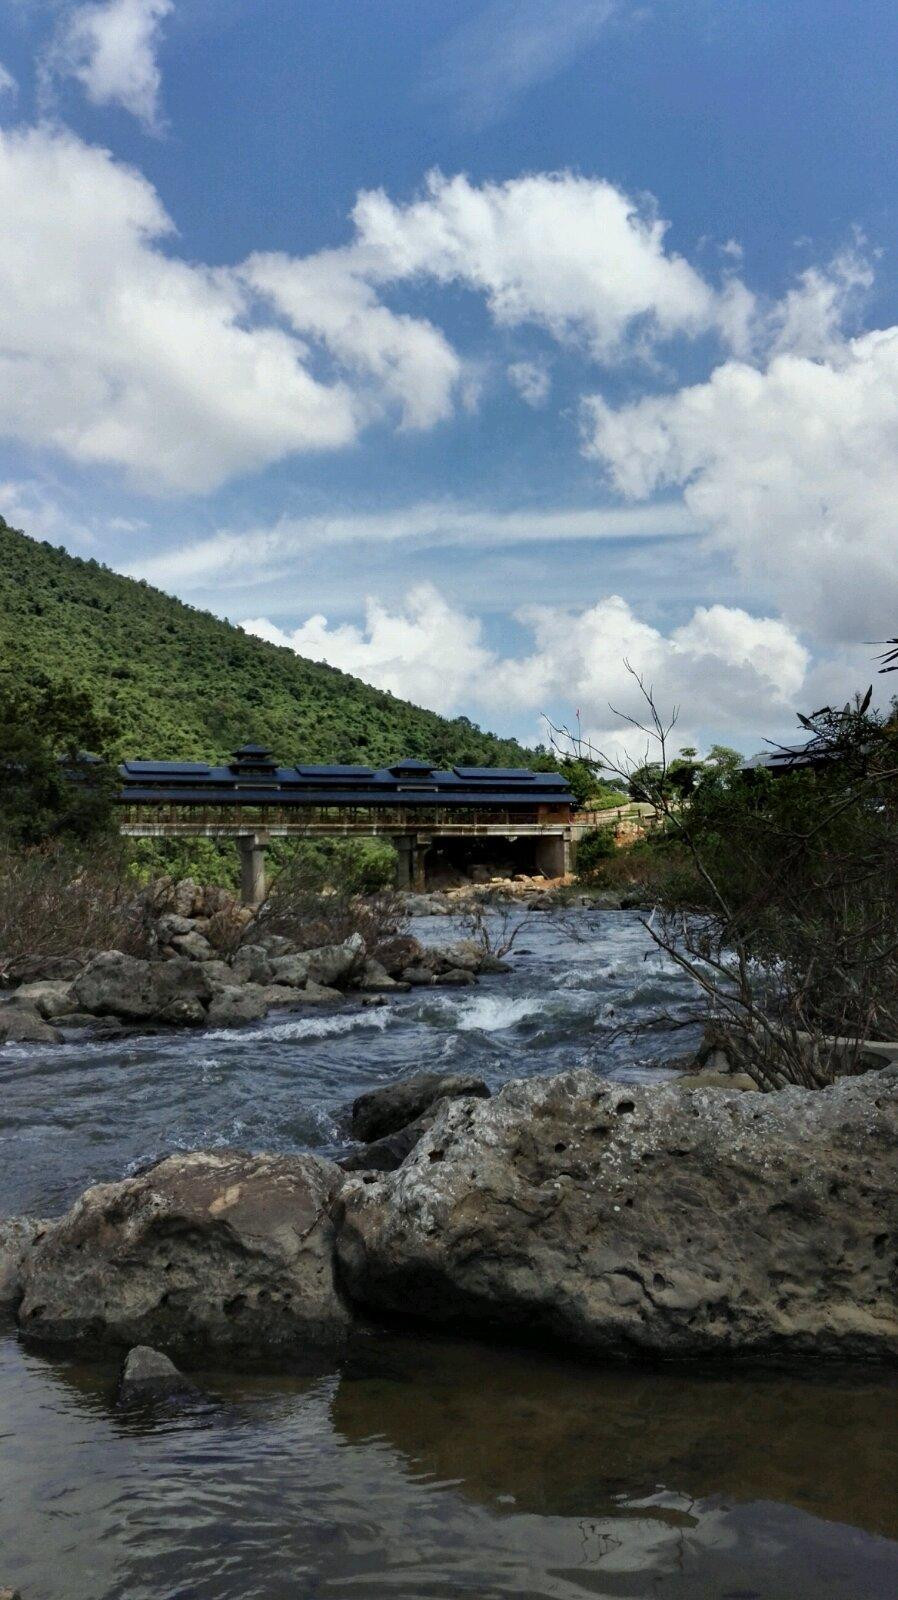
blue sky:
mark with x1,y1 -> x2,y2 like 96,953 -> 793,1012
1,1 -> 896,758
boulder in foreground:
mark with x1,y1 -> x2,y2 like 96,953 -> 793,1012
18,1150 -> 351,1360
338,1067 -> 898,1363
0,1217 -> 48,1309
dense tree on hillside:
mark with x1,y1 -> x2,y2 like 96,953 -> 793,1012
0,673 -> 117,845
0,519 -> 536,770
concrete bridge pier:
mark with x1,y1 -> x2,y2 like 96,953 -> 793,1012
237,833 -> 268,906
534,831 -> 573,880
394,836 -> 429,892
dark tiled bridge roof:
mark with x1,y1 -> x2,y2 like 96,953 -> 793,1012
116,744 -> 574,811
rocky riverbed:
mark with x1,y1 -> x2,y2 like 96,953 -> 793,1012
1,905 -> 896,1598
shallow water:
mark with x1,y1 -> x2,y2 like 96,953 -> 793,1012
0,909 -> 694,1217
1,909 -> 896,1600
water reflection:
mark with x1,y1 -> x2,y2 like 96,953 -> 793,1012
1,1323 -> 896,1600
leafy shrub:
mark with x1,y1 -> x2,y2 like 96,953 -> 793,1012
575,826 -> 618,879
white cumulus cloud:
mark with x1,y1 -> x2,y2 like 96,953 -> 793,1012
349,169 -> 748,363
243,248 -> 462,432
48,0 -> 173,131
0,124 -> 358,492
242,584 -> 496,717
241,585 -> 809,750
583,316 -> 898,643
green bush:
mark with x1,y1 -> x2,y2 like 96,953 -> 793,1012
575,826 -> 618,878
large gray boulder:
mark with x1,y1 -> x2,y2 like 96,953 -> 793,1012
229,944 -> 273,986
18,1150 -> 351,1359
350,1071 -> 491,1143
0,1217 -> 49,1309
206,985 -> 269,1028
306,933 -> 365,987
269,952 -> 312,988
171,929 -> 215,962
337,1067 -> 898,1363
0,1007 -> 62,1044
72,951 -> 213,1022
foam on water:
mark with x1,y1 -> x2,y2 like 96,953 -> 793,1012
207,1005 -> 395,1045
448,993 -> 551,1032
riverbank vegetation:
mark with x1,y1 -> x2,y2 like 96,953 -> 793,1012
564,672 -> 898,1087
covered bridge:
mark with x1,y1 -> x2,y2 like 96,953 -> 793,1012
117,743 -> 575,900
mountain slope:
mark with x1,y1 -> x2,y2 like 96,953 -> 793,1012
0,520 -> 534,767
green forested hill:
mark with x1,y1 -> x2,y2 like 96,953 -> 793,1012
0,520 -> 534,767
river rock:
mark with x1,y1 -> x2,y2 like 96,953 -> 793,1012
118,1345 -> 198,1406
269,952 -> 312,988
171,929 -> 215,962
350,1071 -> 491,1143
376,935 -> 426,976
18,1150 -> 352,1359
439,968 -> 477,987
206,985 -> 269,1028
6,981 -> 75,1018
306,934 -> 365,987
432,939 -> 483,972
356,958 -> 397,993
160,996 -> 207,1026
259,983 -> 308,1009
0,1008 -> 62,1044
4,979 -> 74,1017
401,965 -> 433,987
0,1217 -> 49,1308
155,912 -> 196,944
337,1067 -> 898,1363
171,878 -> 201,918
199,959 -> 234,987
255,934 -> 296,958
230,944 -> 273,985
72,951 -> 213,1021
340,1110 -> 438,1173
2,954 -> 82,987
297,981 -> 345,1005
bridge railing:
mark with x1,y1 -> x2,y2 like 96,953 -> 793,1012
116,802 -> 570,830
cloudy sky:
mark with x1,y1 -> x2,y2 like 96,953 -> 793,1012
1,1 -> 896,759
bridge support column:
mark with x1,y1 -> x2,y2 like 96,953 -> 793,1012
394,838 -> 414,891
394,837 -> 430,891
237,834 -> 268,906
534,832 -> 572,881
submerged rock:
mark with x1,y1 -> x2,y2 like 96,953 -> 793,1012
18,1151 -> 352,1360
337,1067 -> 898,1363
117,1344 -> 199,1406
350,1071 -> 490,1144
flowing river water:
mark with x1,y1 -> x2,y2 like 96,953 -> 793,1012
0,908 -> 896,1599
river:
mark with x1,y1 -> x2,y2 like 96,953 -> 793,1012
0,908 -> 895,1599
